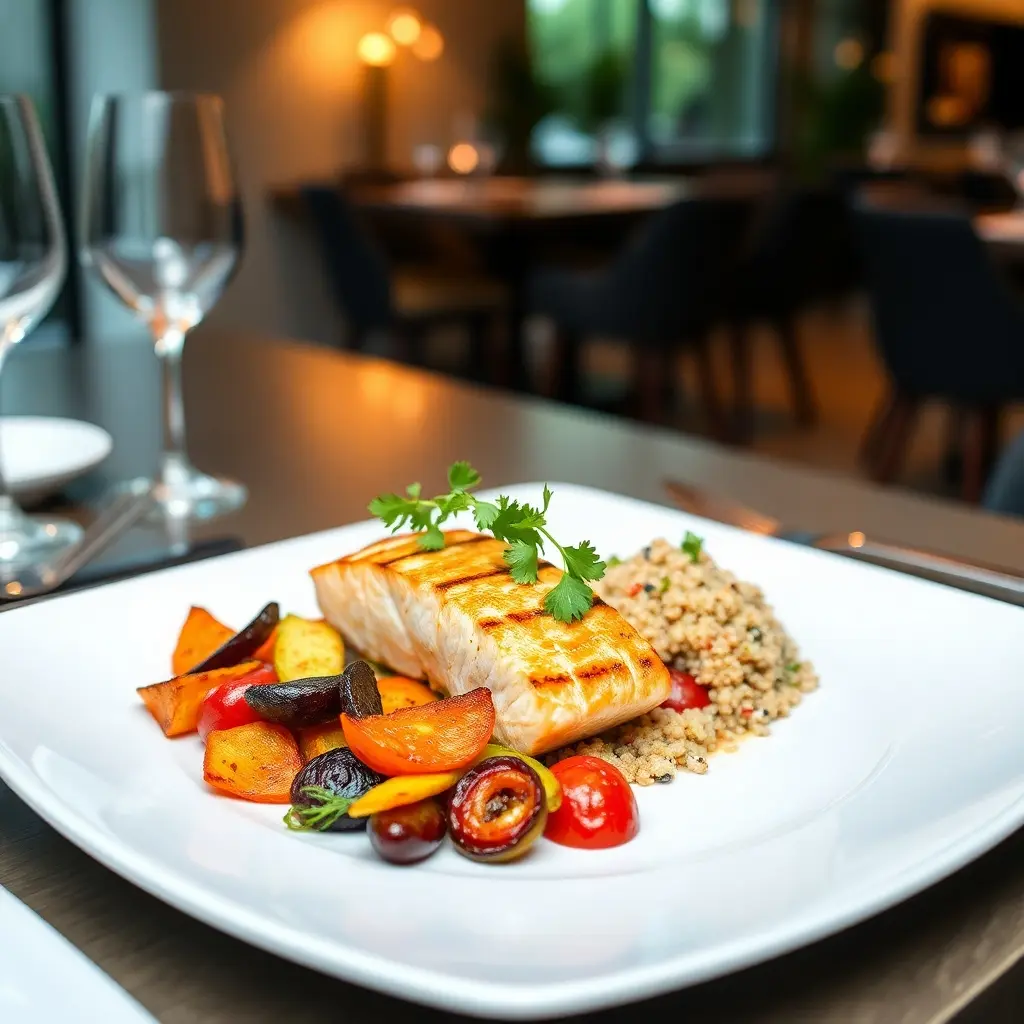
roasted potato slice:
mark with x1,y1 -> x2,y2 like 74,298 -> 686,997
203,722 -> 302,803
273,614 -> 344,682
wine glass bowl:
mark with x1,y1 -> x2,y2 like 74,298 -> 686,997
0,94 -> 80,575
82,92 -> 246,521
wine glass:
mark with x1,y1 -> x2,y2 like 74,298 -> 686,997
0,95 -> 78,578
81,92 -> 246,520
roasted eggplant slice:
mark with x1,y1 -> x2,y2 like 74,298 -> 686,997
244,675 -> 341,729
340,660 -> 383,719
286,747 -> 384,832
191,602 -> 280,673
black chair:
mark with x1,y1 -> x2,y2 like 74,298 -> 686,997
527,197 -> 753,435
854,206 -> 1024,502
300,186 -> 505,379
730,185 -> 862,436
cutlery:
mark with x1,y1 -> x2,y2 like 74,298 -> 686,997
0,884 -> 156,1023
0,480 -> 152,601
663,479 -> 1024,604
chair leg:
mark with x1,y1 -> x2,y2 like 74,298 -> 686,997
728,324 -> 754,444
961,407 -> 1001,504
860,388 -> 899,467
694,338 -> 729,442
549,326 -> 584,405
866,391 -> 919,485
776,315 -> 817,426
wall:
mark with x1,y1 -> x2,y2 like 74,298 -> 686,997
888,0 -> 1024,165
155,0 -> 525,345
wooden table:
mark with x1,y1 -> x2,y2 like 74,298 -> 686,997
4,332 -> 1024,1023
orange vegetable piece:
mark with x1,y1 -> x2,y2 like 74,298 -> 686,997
341,688 -> 495,776
297,723 -> 348,761
172,606 -> 235,676
378,676 -> 439,715
347,771 -> 463,818
203,722 -> 303,803
138,661 -> 262,737
253,626 -> 277,664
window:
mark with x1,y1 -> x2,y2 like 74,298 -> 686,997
527,0 -> 778,167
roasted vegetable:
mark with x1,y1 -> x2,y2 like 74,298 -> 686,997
171,606 -> 234,677
378,676 -> 438,715
341,688 -> 496,776
284,747 -> 384,831
347,771 -> 463,818
197,664 -> 277,742
448,756 -> 548,863
297,722 -> 348,761
369,799 -> 446,865
340,660 -> 383,718
477,744 -> 562,812
138,661 -> 263,737
545,755 -> 638,849
191,602 -> 280,673
244,675 -> 341,729
273,614 -> 344,682
203,722 -> 303,803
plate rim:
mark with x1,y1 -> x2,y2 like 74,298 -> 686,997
2,482 -> 1024,1018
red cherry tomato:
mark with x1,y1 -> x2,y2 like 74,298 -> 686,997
661,668 -> 710,712
544,755 -> 639,849
197,664 -> 277,742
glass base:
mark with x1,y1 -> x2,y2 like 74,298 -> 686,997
126,457 -> 247,522
0,504 -> 83,574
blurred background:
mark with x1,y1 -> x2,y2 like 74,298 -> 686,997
7,0 -> 1024,508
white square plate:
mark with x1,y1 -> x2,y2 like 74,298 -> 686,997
1,484 -> 1022,1020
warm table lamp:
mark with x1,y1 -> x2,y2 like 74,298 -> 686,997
357,31 -> 396,173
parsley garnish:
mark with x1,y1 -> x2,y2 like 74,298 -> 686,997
369,462 -> 606,623
283,786 -> 355,832
659,576 -> 671,593
607,555 -> 622,568
682,531 -> 703,563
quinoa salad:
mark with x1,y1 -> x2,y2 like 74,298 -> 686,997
549,536 -> 818,785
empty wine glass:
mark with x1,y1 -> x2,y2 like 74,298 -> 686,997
81,92 -> 246,520
0,95 -> 77,578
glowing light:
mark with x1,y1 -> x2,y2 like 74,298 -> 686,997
848,531 -> 866,549
387,8 -> 422,46
412,23 -> 444,62
5,581 -> 22,597
834,38 -> 864,71
447,142 -> 480,175
358,32 -> 397,67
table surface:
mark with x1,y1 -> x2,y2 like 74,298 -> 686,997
4,332 -> 1024,1023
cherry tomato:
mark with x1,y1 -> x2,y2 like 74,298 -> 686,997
197,664 -> 277,741
660,668 -> 710,712
544,755 -> 638,850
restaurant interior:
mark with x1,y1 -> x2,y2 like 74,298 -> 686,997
7,4 -> 1024,1023
5,0 -> 1024,514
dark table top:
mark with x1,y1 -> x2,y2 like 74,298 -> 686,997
3,331 -> 1024,1023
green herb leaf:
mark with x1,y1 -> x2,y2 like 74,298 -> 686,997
473,500 -> 500,530
659,576 -> 671,593
406,482 -> 422,500
607,555 -> 622,568
418,523 -> 446,550
544,574 -> 594,623
682,531 -> 704,563
283,786 -> 355,832
448,461 -> 481,491
504,539 -> 539,584
368,493 -> 411,528
786,661 -> 802,675
561,540 -> 605,582
541,484 -> 553,513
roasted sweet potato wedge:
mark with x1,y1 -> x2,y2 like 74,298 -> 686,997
138,661 -> 262,737
378,676 -> 438,715
297,723 -> 348,761
203,722 -> 303,803
171,607 -> 235,677
273,614 -> 344,682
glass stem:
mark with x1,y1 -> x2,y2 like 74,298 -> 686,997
0,343 -> 14,518
155,326 -> 189,487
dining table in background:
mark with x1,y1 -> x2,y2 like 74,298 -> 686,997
271,173 -> 773,389
3,330 -> 1024,1022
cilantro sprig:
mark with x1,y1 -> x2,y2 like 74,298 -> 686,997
369,462 -> 605,623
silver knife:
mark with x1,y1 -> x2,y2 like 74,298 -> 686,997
663,479 -> 1024,604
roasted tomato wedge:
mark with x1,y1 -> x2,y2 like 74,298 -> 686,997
545,755 -> 639,849
197,664 -> 277,742
370,798 -> 447,865
448,755 -> 547,863
660,668 -> 711,712
341,687 -> 495,775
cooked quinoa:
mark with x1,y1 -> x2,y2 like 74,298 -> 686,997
549,537 -> 818,785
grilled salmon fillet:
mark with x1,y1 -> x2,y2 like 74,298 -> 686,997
310,530 -> 671,755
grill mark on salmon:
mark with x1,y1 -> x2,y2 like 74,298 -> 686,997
433,567 -> 511,591
577,661 -> 624,681
377,534 -> 491,567
530,672 -> 572,687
